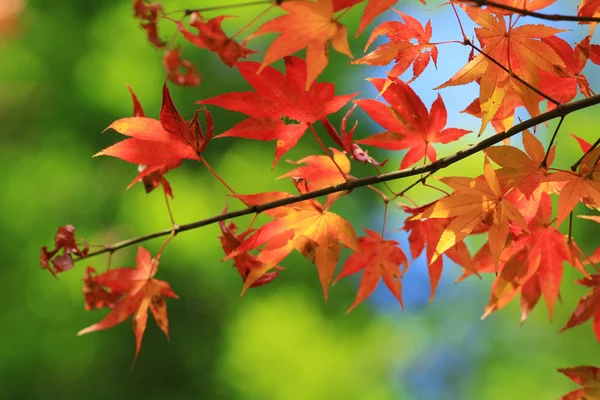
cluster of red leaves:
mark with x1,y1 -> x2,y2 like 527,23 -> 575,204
40,225 -> 88,278
42,0 -> 600,388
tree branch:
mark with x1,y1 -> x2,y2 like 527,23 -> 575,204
75,94 -> 600,262
464,0 -> 600,23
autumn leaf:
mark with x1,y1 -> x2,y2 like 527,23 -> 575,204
332,0 -> 397,37
411,157 -> 528,268
98,83 -> 213,190
436,7 -> 566,134
539,36 -> 594,109
162,48 -> 201,87
177,12 -> 255,67
247,0 -> 353,89
78,246 -> 178,365
481,193 -> 578,321
218,213 -> 282,289
198,56 -> 356,167
485,129 -> 555,198
227,180 -> 359,298
401,203 -> 474,302
549,136 -> 600,227
578,0 -> 600,34
334,229 -> 407,312
320,104 -> 384,165
558,365 -> 600,399
352,10 -> 437,86
82,267 -> 125,311
561,274 -> 600,343
133,0 -> 165,48
40,225 -> 89,278
357,79 -> 471,169
278,148 -> 350,191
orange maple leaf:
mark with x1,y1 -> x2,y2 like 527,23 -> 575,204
78,246 -> 178,365
549,136 -> 600,228
334,229 -> 407,312
227,180 -> 359,298
333,0 -> 398,37
401,203 -> 474,302
277,148 -> 350,191
247,0 -> 353,90
411,157 -> 528,267
437,7 -> 566,134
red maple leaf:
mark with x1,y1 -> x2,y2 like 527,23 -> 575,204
558,365 -> 600,399
356,79 -> 471,169
334,229 -> 407,312
78,246 -> 178,365
352,10 -> 437,85
177,12 -> 255,67
561,274 -> 600,342
333,0 -> 398,37
98,83 -> 213,191
198,56 -> 356,166
40,225 -> 89,278
218,214 -> 282,289
162,48 -> 201,87
133,0 -> 165,48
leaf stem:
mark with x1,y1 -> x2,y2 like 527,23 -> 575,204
231,3 -> 275,39
164,190 -> 176,227
167,0 -> 274,16
72,94 -> 600,262
199,156 -> 237,195
381,200 -> 389,239
308,124 -> 348,180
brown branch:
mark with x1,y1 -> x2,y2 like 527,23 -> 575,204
464,0 -> 600,23
75,94 -> 600,262
166,0 -> 274,16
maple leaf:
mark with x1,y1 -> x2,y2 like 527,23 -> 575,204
78,246 -> 178,365
436,7 -> 566,134
218,214 -> 282,289
320,104 -> 384,165
539,36 -> 594,109
82,267 -> 125,311
485,130 -> 555,198
40,225 -> 89,278
578,0 -> 600,34
356,79 -> 471,169
227,180 -> 359,298
549,136 -> 600,227
411,157 -> 528,267
177,12 -> 255,67
481,192 -> 580,321
352,10 -> 438,86
401,203 -> 474,302
561,274 -> 600,343
278,148 -> 350,191
334,229 -> 407,312
198,56 -> 356,166
133,0 -> 165,48
333,0 -> 398,37
125,85 -> 173,197
480,0 -> 557,13
558,365 -> 600,399
98,83 -> 213,190
247,0 -> 353,89
162,48 -> 201,87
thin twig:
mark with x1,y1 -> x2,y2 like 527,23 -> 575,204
308,124 -> 348,179
571,137 -> 600,171
73,94 -> 600,262
542,116 -> 564,168
466,40 -> 560,105
464,0 -> 600,23
167,0 -> 274,16
381,201 -> 390,239
199,156 -> 237,194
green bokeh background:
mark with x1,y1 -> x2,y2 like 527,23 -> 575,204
1,0 -> 599,399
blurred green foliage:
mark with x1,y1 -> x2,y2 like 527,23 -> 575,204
1,0 -> 599,399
